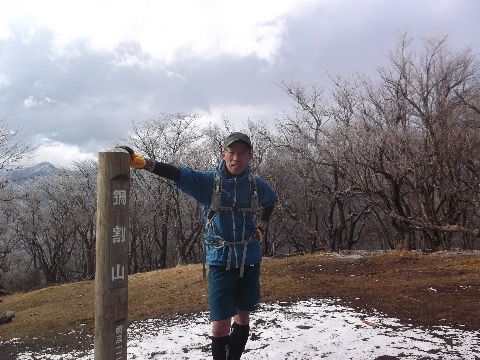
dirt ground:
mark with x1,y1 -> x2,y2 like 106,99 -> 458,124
1,251 -> 479,359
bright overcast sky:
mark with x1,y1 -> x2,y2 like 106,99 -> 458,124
0,0 -> 479,167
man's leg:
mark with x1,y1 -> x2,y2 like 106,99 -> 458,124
229,264 -> 260,359
229,311 -> 250,360
211,336 -> 230,360
211,319 -> 232,360
209,265 -> 237,359
208,265 -> 258,359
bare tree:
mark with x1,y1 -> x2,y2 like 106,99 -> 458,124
126,113 -> 208,270
0,120 -> 34,175
0,200 -> 19,290
271,81 -> 371,253
10,168 -> 97,284
69,160 -> 98,279
331,34 -> 480,250
0,120 -> 35,289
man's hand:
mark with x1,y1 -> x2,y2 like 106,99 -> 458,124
117,146 -> 146,169
253,220 -> 268,242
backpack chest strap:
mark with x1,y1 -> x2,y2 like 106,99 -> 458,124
208,172 -> 258,220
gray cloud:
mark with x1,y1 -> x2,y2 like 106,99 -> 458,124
0,0 -> 479,166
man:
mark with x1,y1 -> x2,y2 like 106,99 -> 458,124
121,132 -> 277,360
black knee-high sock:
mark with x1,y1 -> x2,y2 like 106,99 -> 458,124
211,336 -> 230,360
228,322 -> 250,360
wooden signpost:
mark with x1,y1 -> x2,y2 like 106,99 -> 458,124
94,148 -> 130,360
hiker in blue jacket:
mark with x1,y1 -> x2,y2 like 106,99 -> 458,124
120,132 -> 277,360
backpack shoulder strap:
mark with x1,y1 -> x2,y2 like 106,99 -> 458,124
249,173 -> 258,213
207,172 -> 259,220
207,172 -> 222,221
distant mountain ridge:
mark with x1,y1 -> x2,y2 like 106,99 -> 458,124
7,162 -> 58,183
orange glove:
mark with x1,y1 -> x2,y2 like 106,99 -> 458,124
117,146 -> 146,169
255,226 -> 265,241
253,220 -> 268,242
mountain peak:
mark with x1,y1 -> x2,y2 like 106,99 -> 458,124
7,162 -> 58,183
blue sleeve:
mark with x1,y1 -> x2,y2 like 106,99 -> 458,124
255,175 -> 277,209
173,167 -> 214,207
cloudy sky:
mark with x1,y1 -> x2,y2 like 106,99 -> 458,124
1,0 -> 479,167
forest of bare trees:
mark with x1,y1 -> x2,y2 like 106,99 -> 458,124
1,35 -> 479,292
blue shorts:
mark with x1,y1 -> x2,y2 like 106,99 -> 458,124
208,264 -> 261,321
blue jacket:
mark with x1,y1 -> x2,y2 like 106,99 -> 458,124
174,160 -> 277,268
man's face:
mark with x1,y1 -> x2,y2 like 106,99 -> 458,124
222,141 -> 253,175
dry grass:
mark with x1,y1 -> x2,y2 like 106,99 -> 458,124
1,251 -> 480,358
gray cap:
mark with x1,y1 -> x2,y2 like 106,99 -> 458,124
224,132 -> 252,149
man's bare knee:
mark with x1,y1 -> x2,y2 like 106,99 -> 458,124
211,319 -> 231,337
234,310 -> 250,326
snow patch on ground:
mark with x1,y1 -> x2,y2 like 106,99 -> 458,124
14,299 -> 480,359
